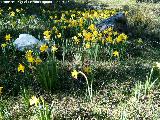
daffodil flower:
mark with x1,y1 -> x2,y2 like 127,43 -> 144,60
43,30 -> 51,36
71,70 -> 79,79
155,62 -> 160,69
51,46 -> 58,53
85,42 -> 91,49
27,56 -> 35,63
29,96 -> 39,107
0,87 -> 3,95
83,66 -> 92,74
35,57 -> 42,65
1,43 -> 7,48
57,33 -> 62,38
113,50 -> 119,57
40,44 -> 48,52
18,64 -> 25,73
5,34 -> 12,41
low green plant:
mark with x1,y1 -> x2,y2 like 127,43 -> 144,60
21,88 -> 31,110
29,96 -> 53,120
133,66 -> 158,100
37,97 -> 53,120
34,58 -> 59,91
79,71 -> 93,102
144,67 -> 158,95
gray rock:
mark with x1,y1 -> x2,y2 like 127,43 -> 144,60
96,12 -> 128,33
13,34 -> 43,51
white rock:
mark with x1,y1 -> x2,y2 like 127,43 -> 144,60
13,34 -> 43,51
96,12 -> 127,32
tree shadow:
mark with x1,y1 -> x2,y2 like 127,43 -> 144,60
0,0 -> 108,12
136,0 -> 159,3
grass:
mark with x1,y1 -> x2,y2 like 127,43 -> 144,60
0,1 -> 160,119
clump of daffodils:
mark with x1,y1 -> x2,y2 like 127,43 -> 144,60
25,50 -> 42,65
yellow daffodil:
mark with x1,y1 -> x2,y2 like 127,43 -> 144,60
18,63 -> 25,73
16,9 -> 20,13
52,26 -> 57,31
84,32 -> 92,41
71,14 -> 75,18
107,27 -> 113,32
0,9 -> 3,15
83,66 -> 91,74
25,50 -> 35,63
35,57 -> 42,65
5,34 -> 12,41
1,43 -> 7,48
116,33 -> 128,43
106,36 -> 113,43
125,11 -> 128,16
113,31 -> 118,36
101,39 -> 105,45
50,16 -> 53,19
116,37 -> 123,43
73,36 -> 80,44
79,18 -> 83,26
93,11 -> 98,17
43,30 -> 51,36
113,50 -> 119,57
55,30 -> 59,34
62,26 -> 67,29
93,31 -> 98,37
40,96 -> 44,103
71,70 -> 79,79
85,42 -> 91,49
61,13 -> 65,20
55,16 -> 57,19
155,62 -> 160,69
29,96 -> 39,107
98,33 -> 102,38
27,56 -> 34,63
88,24 -> 96,31
82,30 -> 87,35
10,11 -> 15,17
25,50 -> 33,58
40,44 -> 48,52
44,34 -> 51,41
137,38 -> 143,44
70,20 -> 77,26
0,86 -> 3,95
57,33 -> 62,38
78,33 -> 82,37
8,7 -> 12,10
108,32 -> 113,36
51,46 -> 58,53
103,30 -> 108,34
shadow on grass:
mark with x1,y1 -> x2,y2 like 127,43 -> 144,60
0,1 -> 108,13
